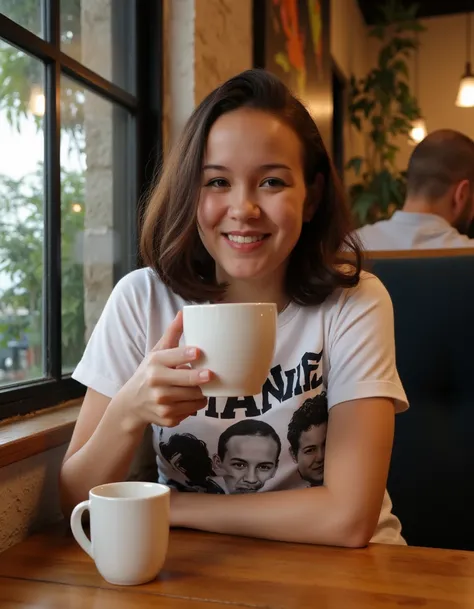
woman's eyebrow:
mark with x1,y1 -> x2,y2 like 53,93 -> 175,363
202,164 -> 228,171
259,163 -> 292,171
203,163 -> 292,171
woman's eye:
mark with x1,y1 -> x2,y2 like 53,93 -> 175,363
206,178 -> 229,188
261,178 -> 286,188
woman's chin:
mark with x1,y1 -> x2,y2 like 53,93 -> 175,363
217,260 -> 281,284
222,268 -> 267,282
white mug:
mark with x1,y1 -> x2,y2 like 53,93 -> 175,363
70,481 -> 170,586
183,302 -> 277,397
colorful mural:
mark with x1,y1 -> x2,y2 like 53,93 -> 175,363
256,0 -> 332,147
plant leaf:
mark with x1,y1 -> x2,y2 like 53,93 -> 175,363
345,156 -> 364,175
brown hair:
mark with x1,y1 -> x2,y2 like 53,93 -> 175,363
407,129 -> 474,200
140,69 -> 361,305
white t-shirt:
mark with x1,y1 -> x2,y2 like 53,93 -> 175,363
72,267 -> 409,544
355,211 -> 474,250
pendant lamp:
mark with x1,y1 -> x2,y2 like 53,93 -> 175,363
456,11 -> 474,107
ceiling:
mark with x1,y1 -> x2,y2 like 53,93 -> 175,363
357,0 -> 473,24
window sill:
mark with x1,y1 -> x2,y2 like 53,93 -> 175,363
0,401 -> 81,468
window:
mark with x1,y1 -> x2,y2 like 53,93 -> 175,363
0,0 -> 161,419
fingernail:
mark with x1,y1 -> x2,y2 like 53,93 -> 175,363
185,347 -> 197,358
199,370 -> 210,381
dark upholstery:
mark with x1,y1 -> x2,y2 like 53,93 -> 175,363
369,255 -> 474,550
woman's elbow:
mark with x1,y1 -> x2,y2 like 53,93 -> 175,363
334,511 -> 377,548
306,507 -> 376,548
340,526 -> 373,548
58,461 -> 81,520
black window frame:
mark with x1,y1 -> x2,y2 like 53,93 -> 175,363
0,0 -> 162,421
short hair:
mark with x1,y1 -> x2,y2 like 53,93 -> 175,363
287,393 -> 328,454
406,129 -> 474,200
140,68 -> 361,307
160,433 -> 215,481
217,419 -> 282,461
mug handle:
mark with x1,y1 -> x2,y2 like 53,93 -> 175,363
70,500 -> 93,559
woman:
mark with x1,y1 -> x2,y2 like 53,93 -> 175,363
60,69 -> 408,547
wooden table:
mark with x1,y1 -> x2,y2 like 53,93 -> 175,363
0,526 -> 473,608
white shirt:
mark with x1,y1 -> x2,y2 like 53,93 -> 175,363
72,267 -> 409,544
355,211 -> 474,250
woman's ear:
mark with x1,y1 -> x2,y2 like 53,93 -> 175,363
303,173 -> 325,223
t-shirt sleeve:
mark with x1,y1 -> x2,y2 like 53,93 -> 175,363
72,271 -> 147,398
326,274 -> 408,412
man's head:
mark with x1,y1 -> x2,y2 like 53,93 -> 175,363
405,129 -> 474,234
287,393 -> 328,486
160,433 -> 215,485
213,420 -> 281,493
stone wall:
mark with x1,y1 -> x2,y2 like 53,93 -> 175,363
82,0 -> 114,341
163,0 -> 253,152
0,445 -> 67,553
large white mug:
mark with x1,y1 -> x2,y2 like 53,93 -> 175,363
70,481 -> 170,586
183,302 -> 277,397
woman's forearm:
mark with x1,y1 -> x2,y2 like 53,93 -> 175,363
59,394 -> 146,516
172,487 -> 375,548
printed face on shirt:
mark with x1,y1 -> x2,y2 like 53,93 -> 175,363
197,107 -> 313,288
213,433 -> 279,493
292,423 -> 327,486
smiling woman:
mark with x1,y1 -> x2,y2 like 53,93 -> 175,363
140,69 -> 360,307
61,69 -> 408,550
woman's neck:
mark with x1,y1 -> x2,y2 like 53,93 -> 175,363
219,278 -> 289,313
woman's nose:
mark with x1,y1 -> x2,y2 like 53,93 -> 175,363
228,190 -> 260,221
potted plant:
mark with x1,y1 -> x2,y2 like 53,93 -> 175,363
346,0 -> 425,226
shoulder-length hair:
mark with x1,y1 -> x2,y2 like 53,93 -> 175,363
140,69 -> 362,305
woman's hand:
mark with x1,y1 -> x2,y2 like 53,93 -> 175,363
118,311 -> 211,430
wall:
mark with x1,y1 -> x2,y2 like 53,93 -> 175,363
330,0 -> 368,81
82,0 -> 115,342
395,14 -> 474,171
194,0 -> 252,106
330,0 -> 368,175
0,445 -> 67,553
163,0 -> 253,151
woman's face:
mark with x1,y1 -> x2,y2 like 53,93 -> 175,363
197,108 -> 314,287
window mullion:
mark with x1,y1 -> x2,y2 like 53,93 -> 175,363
44,0 -> 59,46
44,0 -> 62,380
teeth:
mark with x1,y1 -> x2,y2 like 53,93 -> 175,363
227,234 -> 265,244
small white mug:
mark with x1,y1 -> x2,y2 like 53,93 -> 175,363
70,481 -> 170,586
183,302 -> 277,397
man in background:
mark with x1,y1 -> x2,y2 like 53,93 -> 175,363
355,129 -> 474,250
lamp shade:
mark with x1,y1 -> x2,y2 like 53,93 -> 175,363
456,64 -> 474,107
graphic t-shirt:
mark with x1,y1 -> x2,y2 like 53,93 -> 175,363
72,267 -> 409,544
